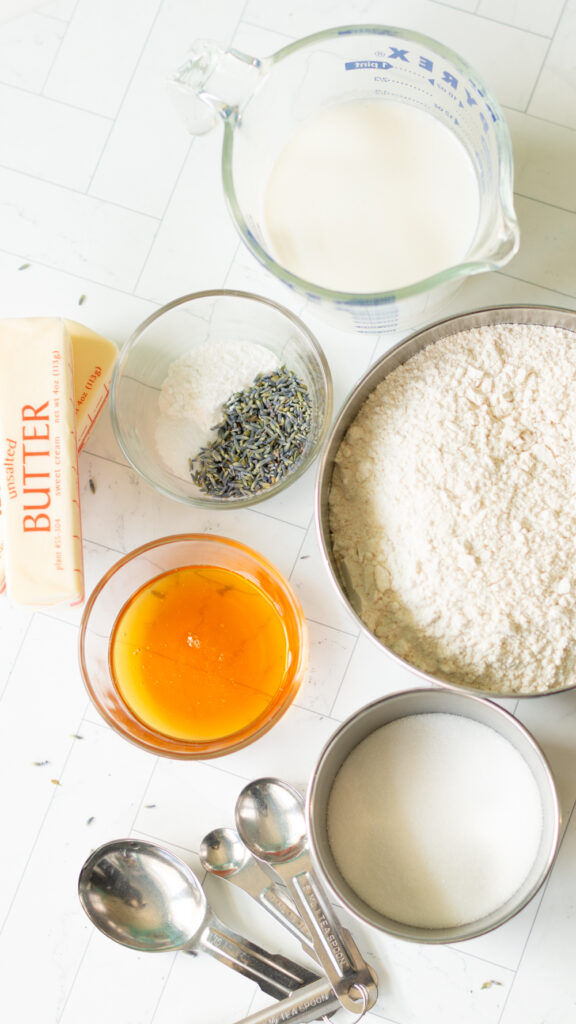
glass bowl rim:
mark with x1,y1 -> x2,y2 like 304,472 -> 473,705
78,532 -> 309,758
110,288 -> 334,509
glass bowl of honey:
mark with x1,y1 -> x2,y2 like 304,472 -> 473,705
79,534 -> 308,758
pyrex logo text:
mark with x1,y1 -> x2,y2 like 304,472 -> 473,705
345,46 -> 498,130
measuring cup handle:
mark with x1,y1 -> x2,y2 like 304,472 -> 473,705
168,39 -> 267,135
230,977 -> 341,1024
200,921 -> 320,1000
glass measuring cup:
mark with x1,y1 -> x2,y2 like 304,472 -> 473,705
170,25 -> 519,334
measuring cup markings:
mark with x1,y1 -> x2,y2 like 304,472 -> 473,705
171,25 -> 518,332
344,60 -> 393,70
365,41 -> 500,114
343,59 -> 502,181
367,64 -> 499,205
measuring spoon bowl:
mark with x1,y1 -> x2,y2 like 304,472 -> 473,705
235,779 -> 378,1014
235,780 -> 308,866
200,826 -> 253,876
200,826 -> 316,955
78,838 -> 323,1000
78,837 -> 206,951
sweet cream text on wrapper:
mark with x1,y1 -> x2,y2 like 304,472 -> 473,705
66,319 -> 117,452
0,318 -> 117,607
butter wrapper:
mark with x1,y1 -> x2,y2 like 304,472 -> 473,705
0,317 -> 84,606
65,318 -> 117,451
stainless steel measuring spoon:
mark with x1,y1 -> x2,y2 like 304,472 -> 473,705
235,778 -> 378,1015
77,837 -> 331,1001
199,826 -> 317,959
232,978 -> 372,1024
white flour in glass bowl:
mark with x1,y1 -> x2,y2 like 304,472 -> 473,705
329,322 -> 576,695
155,340 -> 279,479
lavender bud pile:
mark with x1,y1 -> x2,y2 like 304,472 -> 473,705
189,366 -> 312,498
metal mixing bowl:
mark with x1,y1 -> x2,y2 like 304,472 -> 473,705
307,688 -> 560,944
315,304 -> 576,698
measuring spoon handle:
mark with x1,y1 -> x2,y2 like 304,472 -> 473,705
258,883 -> 317,956
217,857 -> 316,955
199,919 -> 320,1000
290,868 -> 354,973
283,866 -> 377,1014
231,977 -> 342,1024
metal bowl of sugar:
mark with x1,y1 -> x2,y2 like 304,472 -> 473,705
111,289 -> 332,509
307,688 -> 560,943
316,304 -> 576,698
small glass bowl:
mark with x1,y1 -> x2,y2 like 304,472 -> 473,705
110,290 -> 332,508
79,534 -> 309,759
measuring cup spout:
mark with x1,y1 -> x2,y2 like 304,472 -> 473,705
168,39 -> 264,135
489,210 -> 520,267
469,184 -> 520,272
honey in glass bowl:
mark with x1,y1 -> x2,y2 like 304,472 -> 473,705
79,534 -> 308,758
110,564 -> 292,743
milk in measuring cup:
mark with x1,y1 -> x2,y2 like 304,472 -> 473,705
264,99 -> 480,294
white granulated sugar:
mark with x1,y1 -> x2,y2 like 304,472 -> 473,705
155,340 -> 279,479
327,713 -> 543,929
329,323 -> 576,694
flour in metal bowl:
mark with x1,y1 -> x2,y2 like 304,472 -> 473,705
328,320 -> 576,695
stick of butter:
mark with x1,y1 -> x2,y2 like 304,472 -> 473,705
0,318 -> 117,599
0,318 -> 84,606
65,319 -> 117,451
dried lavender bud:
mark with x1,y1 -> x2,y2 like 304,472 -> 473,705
190,366 -> 312,498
